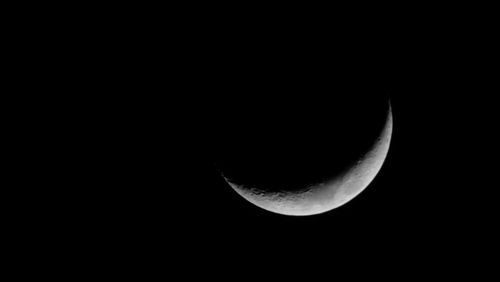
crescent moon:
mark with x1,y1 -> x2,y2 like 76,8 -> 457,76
222,102 -> 393,216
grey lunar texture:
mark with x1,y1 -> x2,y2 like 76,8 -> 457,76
223,102 -> 393,216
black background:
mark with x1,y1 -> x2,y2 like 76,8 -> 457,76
18,11 -> 495,276
87,29 -> 481,267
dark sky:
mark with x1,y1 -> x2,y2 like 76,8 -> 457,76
97,49 -> 464,259
8,5 -> 497,279
58,24 -> 494,275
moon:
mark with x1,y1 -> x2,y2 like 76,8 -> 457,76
219,100 -> 393,216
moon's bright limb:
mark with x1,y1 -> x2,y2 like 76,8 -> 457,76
222,102 -> 393,216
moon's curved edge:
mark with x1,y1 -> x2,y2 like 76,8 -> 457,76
225,101 -> 393,216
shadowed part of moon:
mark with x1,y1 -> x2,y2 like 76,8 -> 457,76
222,102 -> 393,216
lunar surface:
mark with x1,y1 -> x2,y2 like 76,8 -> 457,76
217,98 -> 393,216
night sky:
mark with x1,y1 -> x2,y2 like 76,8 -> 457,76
98,48 -> 466,260
47,21 -> 493,276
